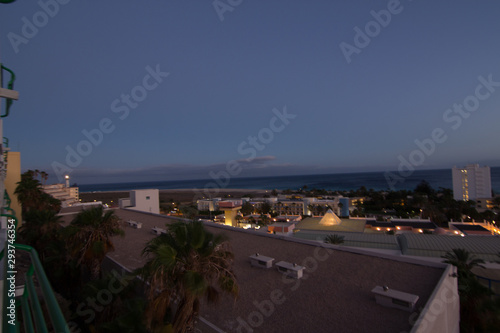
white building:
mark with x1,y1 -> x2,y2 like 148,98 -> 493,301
274,200 -> 305,216
197,198 -> 222,211
120,189 -> 160,214
42,184 -> 79,208
452,164 -> 492,201
197,198 -> 246,212
302,197 -> 339,216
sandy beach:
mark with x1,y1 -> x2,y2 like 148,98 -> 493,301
79,188 -> 276,206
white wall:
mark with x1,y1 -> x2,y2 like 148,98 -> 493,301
411,265 -> 460,333
130,189 -> 159,214
119,198 -> 131,209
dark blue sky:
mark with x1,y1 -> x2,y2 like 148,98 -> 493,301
1,0 -> 499,184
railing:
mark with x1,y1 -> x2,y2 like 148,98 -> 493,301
476,275 -> 500,295
2,192 -> 17,233
1,243 -> 70,333
2,137 -> 8,165
3,190 -> 14,215
1,187 -> 69,331
1,187 -> 17,332
1,64 -> 16,118
1,140 -> 7,181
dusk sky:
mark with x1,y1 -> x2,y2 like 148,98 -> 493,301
1,0 -> 499,185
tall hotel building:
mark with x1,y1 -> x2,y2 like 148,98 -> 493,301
452,164 -> 492,201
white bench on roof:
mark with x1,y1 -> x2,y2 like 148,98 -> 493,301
127,220 -> 142,229
249,253 -> 274,268
151,227 -> 166,235
275,261 -> 305,279
371,286 -> 419,312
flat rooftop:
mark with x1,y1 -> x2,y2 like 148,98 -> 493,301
297,217 -> 366,232
399,233 -> 500,261
366,220 -> 437,229
295,230 -> 400,250
451,224 -> 490,232
62,209 -> 445,333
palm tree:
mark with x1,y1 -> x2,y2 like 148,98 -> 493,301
355,200 -> 364,213
81,273 -> 147,333
442,249 -> 493,331
248,216 -> 256,227
260,201 -> 272,215
23,169 -> 35,178
66,206 -> 124,280
43,233 -> 81,297
324,234 -> 345,245
14,171 -> 43,213
259,214 -> 270,226
235,214 -> 244,225
307,204 -> 314,216
40,171 -> 49,184
180,204 -> 198,219
316,205 -> 325,216
137,221 -> 238,332
39,192 -> 62,212
338,202 -> 344,216
240,202 -> 254,216
441,248 -> 485,279
19,209 -> 63,252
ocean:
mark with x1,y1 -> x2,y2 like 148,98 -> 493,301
79,167 -> 500,194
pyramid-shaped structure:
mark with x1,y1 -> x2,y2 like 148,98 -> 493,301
319,209 -> 341,226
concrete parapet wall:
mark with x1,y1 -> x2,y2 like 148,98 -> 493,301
410,264 -> 460,333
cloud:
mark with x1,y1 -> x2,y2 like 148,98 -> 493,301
236,155 -> 276,163
41,154 -> 484,186
52,156 -> 285,184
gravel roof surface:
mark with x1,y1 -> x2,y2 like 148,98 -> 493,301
61,208 -> 445,333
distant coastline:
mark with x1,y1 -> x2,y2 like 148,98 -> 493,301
78,188 -> 271,206
78,167 -> 500,193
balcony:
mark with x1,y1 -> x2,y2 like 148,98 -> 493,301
1,243 -> 70,332
1,190 -> 70,332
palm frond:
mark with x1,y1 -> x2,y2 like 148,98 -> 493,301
137,220 -> 238,331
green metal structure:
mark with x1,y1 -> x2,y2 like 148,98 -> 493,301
1,243 -> 70,333
1,2 -> 70,330
1,186 -> 70,332
1,64 -> 16,118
